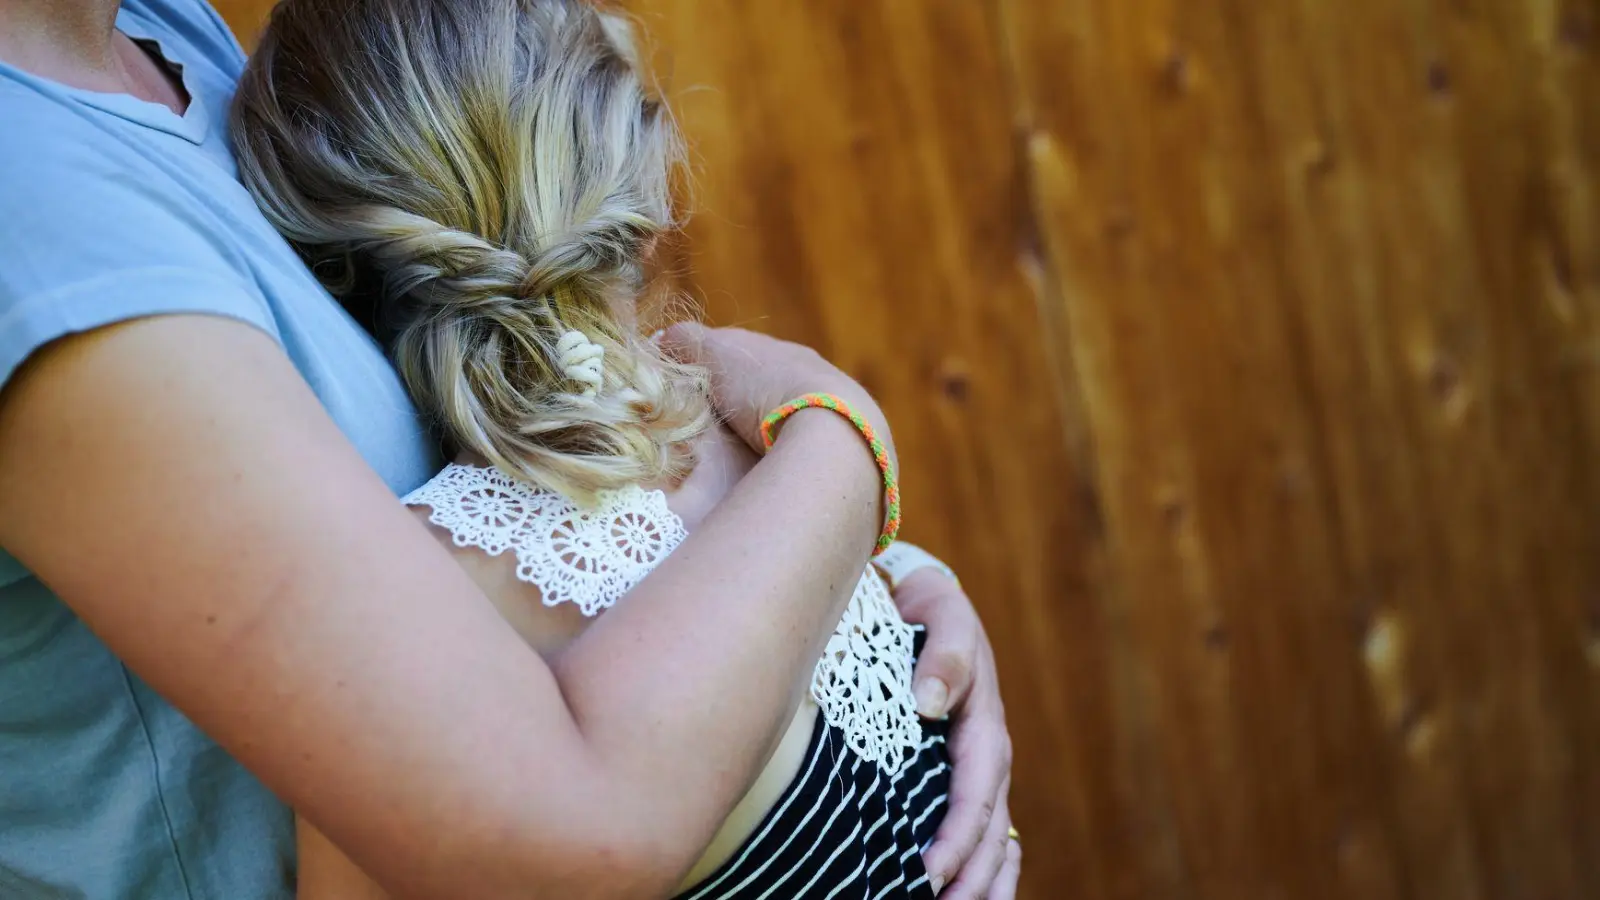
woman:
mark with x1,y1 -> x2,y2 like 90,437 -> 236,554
0,1 -> 1019,898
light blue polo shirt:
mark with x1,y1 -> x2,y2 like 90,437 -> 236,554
0,1 -> 439,896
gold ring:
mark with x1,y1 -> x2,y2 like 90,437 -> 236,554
1007,826 -> 1021,844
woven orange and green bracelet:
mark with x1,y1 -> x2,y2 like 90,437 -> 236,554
760,392 -> 901,556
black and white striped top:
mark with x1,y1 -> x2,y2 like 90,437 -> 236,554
673,636 -> 953,900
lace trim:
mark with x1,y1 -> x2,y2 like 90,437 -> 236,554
813,568 -> 921,774
405,463 -> 922,772
404,464 -> 688,617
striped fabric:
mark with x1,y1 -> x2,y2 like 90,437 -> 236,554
674,634 -> 953,900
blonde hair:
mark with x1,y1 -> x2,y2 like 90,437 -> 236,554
231,0 -> 710,501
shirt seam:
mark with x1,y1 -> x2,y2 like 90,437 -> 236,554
0,266 -> 281,389
115,664 -> 198,900
0,266 -> 268,335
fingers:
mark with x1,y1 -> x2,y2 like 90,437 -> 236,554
657,325 -> 844,450
919,696 -> 1011,893
990,825 -> 1023,900
911,589 -> 1010,895
656,321 -> 715,367
936,777 -> 1013,899
658,323 -> 767,371
894,572 -> 980,718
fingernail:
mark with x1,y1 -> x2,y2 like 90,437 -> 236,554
914,677 -> 949,719
929,874 -> 945,895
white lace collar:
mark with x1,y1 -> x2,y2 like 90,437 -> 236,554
406,463 -> 922,773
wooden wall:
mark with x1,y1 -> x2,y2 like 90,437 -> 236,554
217,2 -> 1600,898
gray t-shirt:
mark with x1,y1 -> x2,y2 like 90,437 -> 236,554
0,1 -> 438,895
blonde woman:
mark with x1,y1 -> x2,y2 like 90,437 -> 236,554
223,1 -> 1012,898
0,0 -> 1017,898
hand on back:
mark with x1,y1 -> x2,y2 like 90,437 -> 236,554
662,324 -> 897,474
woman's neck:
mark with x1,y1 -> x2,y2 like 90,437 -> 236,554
0,0 -> 128,89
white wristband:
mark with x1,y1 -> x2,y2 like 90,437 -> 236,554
872,542 -> 959,591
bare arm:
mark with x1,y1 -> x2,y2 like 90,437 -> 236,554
0,316 -> 883,900
298,819 -> 393,900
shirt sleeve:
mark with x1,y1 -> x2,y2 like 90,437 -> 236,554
0,127 -> 277,389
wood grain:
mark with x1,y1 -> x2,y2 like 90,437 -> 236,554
218,2 -> 1600,897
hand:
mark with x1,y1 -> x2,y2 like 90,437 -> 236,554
893,569 -> 1019,898
661,324 -> 895,466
